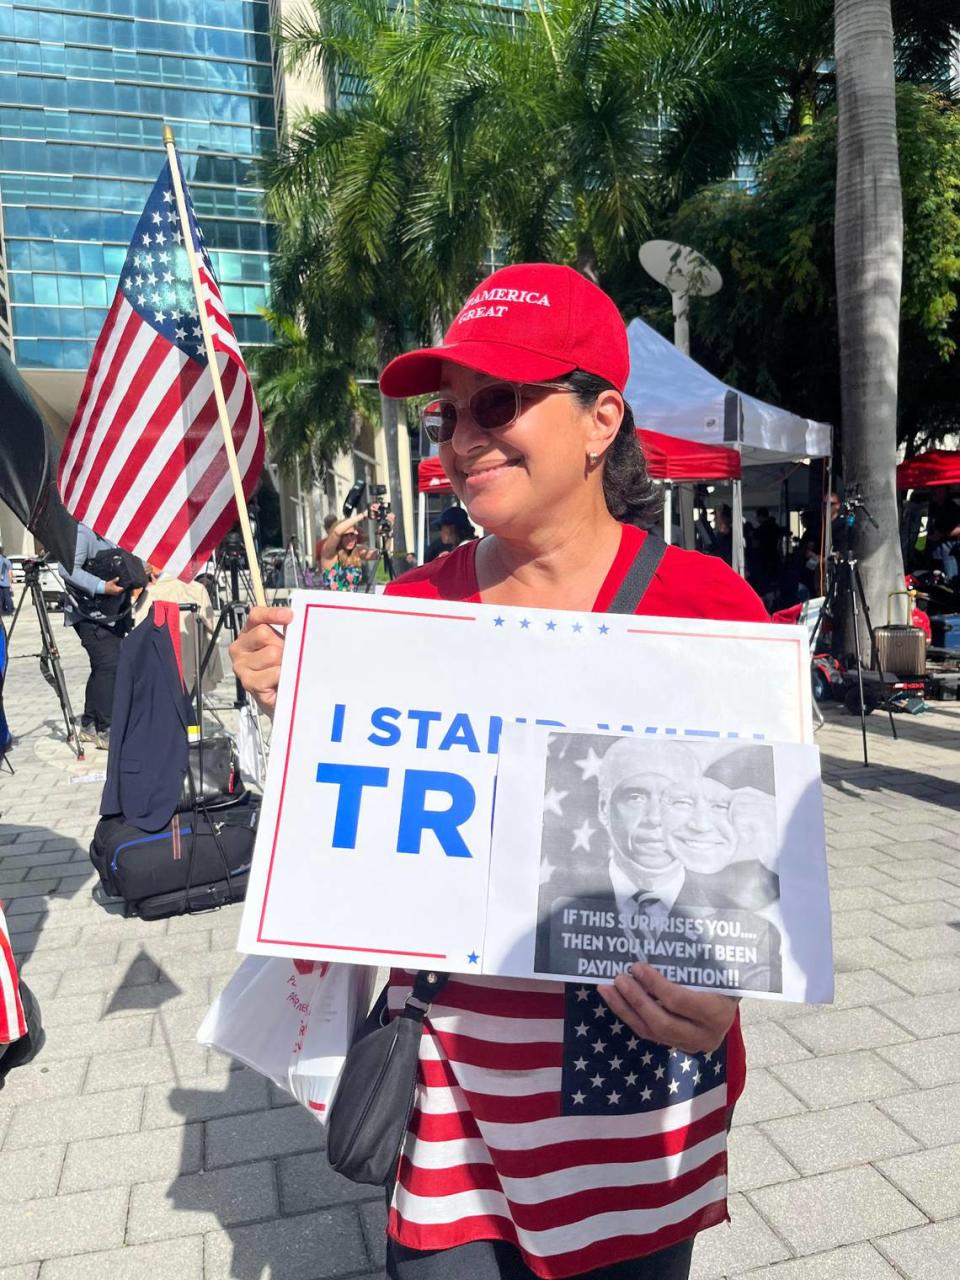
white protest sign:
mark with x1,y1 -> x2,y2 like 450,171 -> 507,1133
238,590 -> 813,975
485,727 -> 832,1002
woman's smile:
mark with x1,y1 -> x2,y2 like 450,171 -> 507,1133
460,458 -> 523,489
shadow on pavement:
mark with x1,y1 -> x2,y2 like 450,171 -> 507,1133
0,821 -> 90,971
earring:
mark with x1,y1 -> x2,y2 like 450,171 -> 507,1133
588,451 -> 600,465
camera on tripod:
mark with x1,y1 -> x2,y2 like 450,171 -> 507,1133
836,484 -> 879,533
20,555 -> 49,584
219,529 -> 247,569
368,484 -> 392,537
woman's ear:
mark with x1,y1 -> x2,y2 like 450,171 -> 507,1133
586,389 -> 624,458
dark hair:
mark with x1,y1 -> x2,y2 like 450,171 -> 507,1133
560,370 -> 663,529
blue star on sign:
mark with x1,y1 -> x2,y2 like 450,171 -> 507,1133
546,620 -> 557,631
520,618 -> 531,629
494,616 -> 504,627
572,622 -> 583,633
467,951 -> 479,965
598,624 -> 610,635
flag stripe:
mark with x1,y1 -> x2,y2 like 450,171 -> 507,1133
79,336 -> 187,529
98,352 -> 210,545
397,1144 -> 728,1208
388,1198 -> 728,1278
57,155 -> 264,581
389,971 -> 731,1277
130,359 -> 243,559
63,306 -> 154,510
0,908 -> 26,1045
59,290 -> 128,499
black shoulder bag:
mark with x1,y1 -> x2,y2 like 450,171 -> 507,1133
326,532 -> 668,1186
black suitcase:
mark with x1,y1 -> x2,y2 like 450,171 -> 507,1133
90,799 -> 258,918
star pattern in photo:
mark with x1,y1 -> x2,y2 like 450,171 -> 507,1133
561,984 -> 727,1115
538,733 -> 613,901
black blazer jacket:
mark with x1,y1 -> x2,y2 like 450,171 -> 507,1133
100,609 -> 193,831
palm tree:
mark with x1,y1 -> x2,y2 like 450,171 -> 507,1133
834,0 -> 905,649
266,1 -> 502,547
247,310 -> 371,480
378,0 -> 785,285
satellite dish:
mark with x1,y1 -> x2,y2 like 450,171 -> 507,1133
639,240 -> 722,298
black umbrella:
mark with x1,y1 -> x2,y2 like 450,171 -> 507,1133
0,349 -> 77,566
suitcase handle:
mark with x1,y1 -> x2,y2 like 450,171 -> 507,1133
887,590 -> 913,626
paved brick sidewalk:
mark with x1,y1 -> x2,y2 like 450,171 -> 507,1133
0,607 -> 958,1278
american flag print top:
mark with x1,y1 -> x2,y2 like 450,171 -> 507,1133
0,904 -> 26,1046
58,154 -> 264,581
386,973 -> 731,1277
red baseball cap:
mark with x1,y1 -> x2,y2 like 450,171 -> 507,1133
380,263 -> 629,397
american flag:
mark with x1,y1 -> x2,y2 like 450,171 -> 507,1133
58,154 -> 264,580
386,973 -> 729,1277
0,904 -> 26,1046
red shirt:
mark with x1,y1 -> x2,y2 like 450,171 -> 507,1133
384,525 -> 768,1277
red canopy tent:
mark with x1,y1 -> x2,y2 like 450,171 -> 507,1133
417,430 -> 739,490
415,431 -> 743,560
417,455 -> 453,494
637,428 -> 741,481
897,450 -> 960,490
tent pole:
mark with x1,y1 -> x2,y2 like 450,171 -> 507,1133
663,483 -> 673,545
822,449 -> 833,595
731,476 -> 745,577
417,493 -> 426,565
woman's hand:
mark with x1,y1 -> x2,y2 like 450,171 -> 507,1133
598,964 -> 739,1055
228,605 -> 292,715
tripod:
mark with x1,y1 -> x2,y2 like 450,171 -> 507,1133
199,552 -> 250,710
282,537 -> 306,589
5,560 -> 83,760
813,548 -> 896,767
364,526 -> 396,593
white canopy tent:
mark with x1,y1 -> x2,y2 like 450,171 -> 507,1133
623,317 -> 833,574
624,317 -> 832,463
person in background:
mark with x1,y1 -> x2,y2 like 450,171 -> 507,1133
424,505 -> 476,563
58,523 -> 126,749
0,546 -> 13,615
926,487 -> 960,579
752,507 -> 781,592
707,504 -> 733,565
318,507 -> 394,590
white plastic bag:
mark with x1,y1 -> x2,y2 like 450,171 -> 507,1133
198,955 -> 375,1121
287,963 -> 376,1119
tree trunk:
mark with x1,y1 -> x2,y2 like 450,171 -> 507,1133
374,317 -> 408,555
834,0 -> 905,662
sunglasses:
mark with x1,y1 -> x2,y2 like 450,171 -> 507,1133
421,381 -> 577,445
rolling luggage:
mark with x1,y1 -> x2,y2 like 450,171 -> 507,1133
874,591 -> 927,678
90,798 -> 259,918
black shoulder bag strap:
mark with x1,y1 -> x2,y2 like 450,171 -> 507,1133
409,532 -> 666,999
606,531 -> 668,615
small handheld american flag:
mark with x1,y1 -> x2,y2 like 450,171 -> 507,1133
58,148 -> 264,581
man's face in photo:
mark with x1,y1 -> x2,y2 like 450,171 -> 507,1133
661,776 -> 737,874
606,773 -> 679,874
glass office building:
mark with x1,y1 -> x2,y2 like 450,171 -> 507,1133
0,0 -> 276,376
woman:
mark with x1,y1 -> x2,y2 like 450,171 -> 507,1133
316,508 -> 391,591
230,263 -> 768,1280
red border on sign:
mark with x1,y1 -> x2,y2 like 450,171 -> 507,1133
256,602 -> 477,956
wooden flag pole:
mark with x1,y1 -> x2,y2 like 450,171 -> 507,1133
163,124 -> 266,607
